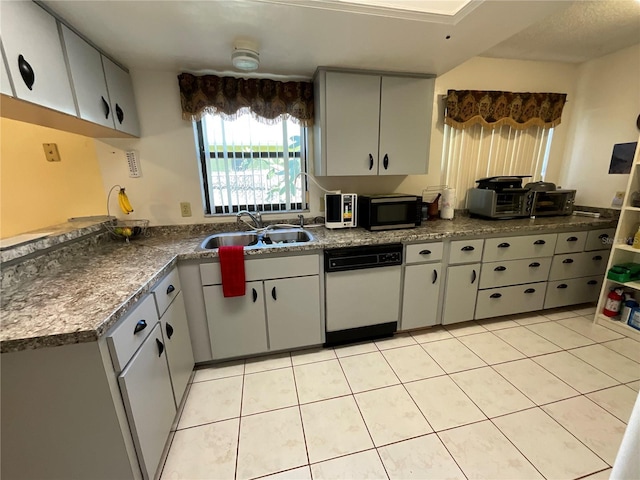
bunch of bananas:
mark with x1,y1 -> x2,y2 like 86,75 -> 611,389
118,188 -> 134,214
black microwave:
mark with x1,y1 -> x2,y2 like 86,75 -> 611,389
358,194 -> 422,231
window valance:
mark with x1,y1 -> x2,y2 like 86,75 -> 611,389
445,90 -> 567,130
178,73 -> 314,126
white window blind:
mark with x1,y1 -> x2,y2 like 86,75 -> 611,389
197,114 -> 307,214
441,123 -> 554,208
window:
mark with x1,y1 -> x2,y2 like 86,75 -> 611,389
196,114 -> 307,215
441,123 -> 555,208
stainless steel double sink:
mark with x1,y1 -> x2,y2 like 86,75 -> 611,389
199,228 -> 315,250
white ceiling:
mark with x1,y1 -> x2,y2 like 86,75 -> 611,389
40,0 -> 640,78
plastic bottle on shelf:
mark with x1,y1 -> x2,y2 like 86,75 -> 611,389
633,226 -> 640,249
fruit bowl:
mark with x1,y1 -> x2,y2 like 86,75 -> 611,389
105,219 -> 149,241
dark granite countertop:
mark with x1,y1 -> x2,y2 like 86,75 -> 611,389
0,214 -> 617,353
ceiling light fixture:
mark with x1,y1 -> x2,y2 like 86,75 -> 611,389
232,40 -> 260,71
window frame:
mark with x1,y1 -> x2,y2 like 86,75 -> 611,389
194,115 -> 309,216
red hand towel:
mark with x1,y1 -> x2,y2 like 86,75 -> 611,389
219,245 -> 246,297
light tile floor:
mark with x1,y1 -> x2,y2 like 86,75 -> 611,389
160,305 -> 639,480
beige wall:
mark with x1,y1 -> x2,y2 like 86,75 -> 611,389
559,44 -> 640,207
95,56 -> 580,225
0,118 -> 106,238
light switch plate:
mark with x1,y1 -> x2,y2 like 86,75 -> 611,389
43,143 -> 61,162
180,202 -> 192,217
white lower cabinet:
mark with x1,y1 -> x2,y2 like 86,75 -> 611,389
118,323 -> 176,480
475,282 -> 546,319
204,281 -> 268,360
265,276 -> 322,351
161,292 -> 194,407
201,254 -> 323,360
442,264 -> 480,325
402,263 -> 442,329
545,276 -> 603,309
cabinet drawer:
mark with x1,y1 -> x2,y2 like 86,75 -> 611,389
152,268 -> 181,317
585,228 -> 615,251
449,239 -> 484,264
554,231 -> 587,254
405,242 -> 444,264
480,257 -> 552,289
200,254 -> 319,285
475,282 -> 546,319
483,234 -> 557,262
548,251 -> 610,281
107,295 -> 159,373
544,276 -> 603,309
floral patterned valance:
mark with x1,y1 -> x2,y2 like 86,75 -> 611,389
445,90 -> 567,130
178,73 -> 314,126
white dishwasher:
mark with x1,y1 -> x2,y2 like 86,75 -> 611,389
324,244 -> 403,346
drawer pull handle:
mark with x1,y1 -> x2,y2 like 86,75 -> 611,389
432,269 -> 438,284
598,233 -> 609,240
101,96 -> 110,119
461,246 -> 475,252
134,319 -> 147,334
494,266 -> 507,272
562,258 -> 574,264
498,242 -> 510,248
156,338 -> 164,357
592,255 -> 603,261
369,153 -> 374,170
557,284 -> 568,289
490,293 -> 502,299
252,288 -> 258,302
165,323 -> 174,339
524,288 -> 536,294
534,239 -> 546,245
529,262 -> 541,268
471,269 -> 477,284
419,249 -> 432,255
272,286 -> 277,301
567,236 -> 578,242
587,280 -> 598,285
18,54 -> 35,90
166,284 -> 176,294
383,153 -> 389,170
115,103 -> 124,124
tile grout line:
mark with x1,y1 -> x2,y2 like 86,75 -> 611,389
233,364 -> 246,480
290,357 -> 312,474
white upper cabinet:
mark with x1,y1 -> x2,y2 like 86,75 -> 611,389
1,44 -> 13,96
61,25 -> 115,128
102,56 -> 140,137
1,1 -> 75,115
378,76 -> 434,175
314,69 -> 435,176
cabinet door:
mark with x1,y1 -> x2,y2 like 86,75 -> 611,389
161,292 -> 194,407
118,324 -> 176,480
402,263 -> 441,329
60,25 -> 114,128
1,1 -> 75,114
378,76 -> 434,175
325,71 -> 381,175
265,276 -> 322,351
1,44 -> 13,96
203,281 -> 268,360
442,264 -> 480,325
102,56 -> 140,136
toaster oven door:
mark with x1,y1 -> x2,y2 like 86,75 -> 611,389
531,191 -> 575,216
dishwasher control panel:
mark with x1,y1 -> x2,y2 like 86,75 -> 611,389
324,244 -> 403,272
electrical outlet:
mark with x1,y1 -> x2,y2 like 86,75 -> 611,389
612,191 -> 625,207
180,202 -> 192,217
43,143 -> 61,162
